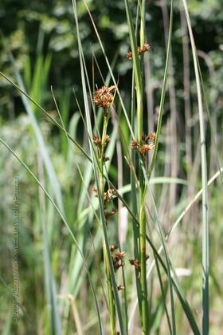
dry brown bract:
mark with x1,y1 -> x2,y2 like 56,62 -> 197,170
131,132 -> 156,157
126,43 -> 151,60
129,258 -> 141,271
112,251 -> 126,272
138,144 -> 155,154
93,85 -> 116,108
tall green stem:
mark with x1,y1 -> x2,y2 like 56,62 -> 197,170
139,187 -> 148,334
139,2 -> 148,333
99,110 -> 116,335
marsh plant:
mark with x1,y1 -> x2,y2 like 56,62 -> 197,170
1,0 -> 222,334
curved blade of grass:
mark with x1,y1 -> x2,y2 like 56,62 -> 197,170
127,226 -> 201,334
198,64 -> 223,184
39,198 -> 62,335
113,168 -> 219,334
143,162 -> 177,333
4,53 -> 65,215
142,167 -> 223,333
0,72 -> 91,163
144,235 -> 201,334
0,137 -> 103,335
0,277 -> 38,334
150,270 -> 171,334
181,1 -> 209,333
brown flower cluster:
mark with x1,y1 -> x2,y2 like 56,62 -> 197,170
93,187 -> 116,222
142,132 -> 156,142
129,254 -> 150,277
92,187 -> 115,202
126,43 -> 151,60
131,132 -> 156,157
93,133 -> 110,160
103,188 -> 116,202
129,258 -> 141,271
93,85 -> 116,109
110,245 -> 125,273
109,245 -> 126,292
103,188 -> 116,220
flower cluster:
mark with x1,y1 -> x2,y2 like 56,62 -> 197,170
93,85 -> 116,109
129,254 -> 149,277
131,132 -> 156,158
92,187 -> 115,201
110,245 -> 125,273
126,43 -> 151,60
93,187 -> 116,222
108,245 -> 126,291
93,133 -> 110,160
129,258 -> 141,271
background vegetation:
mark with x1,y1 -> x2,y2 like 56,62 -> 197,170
0,0 -> 223,334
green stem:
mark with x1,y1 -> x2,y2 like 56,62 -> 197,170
139,0 -> 146,47
99,110 -> 116,334
138,1 -> 147,326
136,90 -> 143,143
139,187 -> 148,334
138,0 -> 146,142
104,245 -> 116,335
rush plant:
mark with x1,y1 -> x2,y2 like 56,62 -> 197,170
1,0 -> 222,334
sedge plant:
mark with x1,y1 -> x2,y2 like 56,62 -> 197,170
2,0 -> 222,334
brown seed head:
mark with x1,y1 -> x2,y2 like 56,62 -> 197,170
93,86 -> 116,108
138,43 -> 151,55
148,132 -> 156,141
131,140 -> 139,149
126,51 -> 133,60
114,251 -> 126,261
92,134 -> 102,147
103,135 -> 110,146
126,43 -> 151,60
104,188 -> 115,202
138,144 -> 155,154
109,245 -> 119,252
129,258 -> 141,270
142,132 -> 156,142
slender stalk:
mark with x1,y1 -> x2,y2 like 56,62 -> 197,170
181,1 -> 209,333
99,111 -> 116,335
105,246 -> 117,335
139,2 -> 149,333
139,187 -> 148,334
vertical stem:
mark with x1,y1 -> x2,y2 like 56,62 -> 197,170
139,2 -> 148,333
137,0 -> 145,143
103,240 -> 116,335
99,110 -> 116,335
139,0 -> 146,46
139,188 -> 148,334
136,90 -> 143,143
181,1 -> 209,333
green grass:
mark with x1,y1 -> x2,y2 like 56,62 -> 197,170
1,0 -> 223,334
